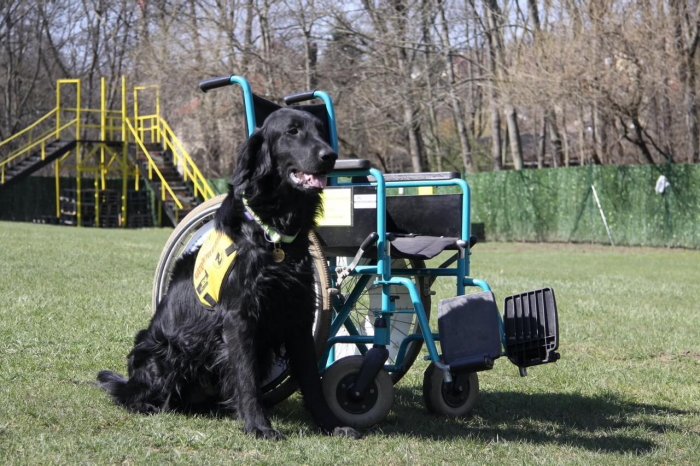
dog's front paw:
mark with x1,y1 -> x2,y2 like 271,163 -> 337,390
332,426 -> 362,439
246,425 -> 285,441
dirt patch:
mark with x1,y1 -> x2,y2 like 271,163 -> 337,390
657,351 -> 700,363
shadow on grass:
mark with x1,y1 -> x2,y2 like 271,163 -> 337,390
113,381 -> 692,455
374,386 -> 692,454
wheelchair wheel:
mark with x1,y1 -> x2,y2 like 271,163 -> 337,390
332,257 -> 431,384
322,355 -> 394,428
151,195 -> 332,405
422,362 -> 479,417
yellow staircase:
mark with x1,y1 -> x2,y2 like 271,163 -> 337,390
0,78 -> 215,227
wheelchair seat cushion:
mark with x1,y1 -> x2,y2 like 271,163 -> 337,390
389,235 -> 458,260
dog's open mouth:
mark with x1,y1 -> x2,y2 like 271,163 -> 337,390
290,170 -> 327,190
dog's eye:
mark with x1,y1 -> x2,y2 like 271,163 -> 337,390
286,128 -> 299,136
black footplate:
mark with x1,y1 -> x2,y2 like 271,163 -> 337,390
438,292 -> 502,372
503,288 -> 560,368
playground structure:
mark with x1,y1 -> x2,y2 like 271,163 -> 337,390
0,78 -> 216,227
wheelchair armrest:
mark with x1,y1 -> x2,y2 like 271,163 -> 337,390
333,159 -> 371,172
383,171 -> 460,182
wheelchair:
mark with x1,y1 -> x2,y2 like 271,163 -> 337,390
152,75 -> 561,428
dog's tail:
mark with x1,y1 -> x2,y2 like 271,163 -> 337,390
97,370 -> 162,414
97,370 -> 128,394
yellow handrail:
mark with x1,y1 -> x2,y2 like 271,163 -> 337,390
158,118 -> 216,200
124,118 -> 184,210
126,112 -> 215,202
1,77 -> 215,224
0,108 -> 58,151
0,119 -> 77,163
0,119 -> 78,183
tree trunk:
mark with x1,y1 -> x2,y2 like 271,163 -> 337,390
561,112 -> 571,166
421,0 -> 441,171
546,109 -> 564,167
505,104 -> 523,169
684,56 -> 700,163
258,0 -> 275,95
576,106 -> 588,165
671,0 -> 700,163
537,115 -> 546,168
438,0 -> 473,173
528,0 -> 563,168
591,104 -> 605,164
480,0 -> 502,170
484,0 -> 522,170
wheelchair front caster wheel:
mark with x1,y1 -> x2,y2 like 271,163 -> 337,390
322,355 -> 394,428
423,363 -> 479,417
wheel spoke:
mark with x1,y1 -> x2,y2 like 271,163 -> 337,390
332,257 -> 431,384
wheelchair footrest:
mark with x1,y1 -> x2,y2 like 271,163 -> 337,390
503,288 -> 560,368
438,292 -> 502,372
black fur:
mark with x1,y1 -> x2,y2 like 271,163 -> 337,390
98,108 -> 359,440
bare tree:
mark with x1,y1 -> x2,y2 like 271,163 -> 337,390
4,0 -> 700,174
484,0 -> 523,170
1,1 -> 44,140
474,0 -> 503,170
436,0 -> 475,173
670,0 -> 700,163
527,0 -> 564,167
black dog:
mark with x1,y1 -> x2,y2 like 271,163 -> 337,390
98,108 -> 358,440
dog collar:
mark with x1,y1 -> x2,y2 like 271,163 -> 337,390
242,197 -> 299,244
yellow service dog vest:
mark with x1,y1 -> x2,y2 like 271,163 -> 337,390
193,230 -> 238,309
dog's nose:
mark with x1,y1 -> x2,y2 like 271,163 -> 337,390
319,147 -> 337,163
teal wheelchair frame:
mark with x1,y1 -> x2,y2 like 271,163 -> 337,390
154,75 -> 560,428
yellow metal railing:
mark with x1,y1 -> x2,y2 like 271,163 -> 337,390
159,118 -> 216,200
0,110 -> 78,184
0,108 -> 57,151
124,118 -> 184,209
0,76 -> 213,224
79,108 -> 124,139
1,79 -> 83,185
134,115 -> 215,201
56,79 -> 81,140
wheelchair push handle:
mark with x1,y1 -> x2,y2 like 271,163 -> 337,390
284,90 -> 317,105
199,76 -> 234,93
199,75 -> 256,137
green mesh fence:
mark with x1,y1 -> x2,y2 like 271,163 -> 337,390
209,178 -> 230,195
4,165 -> 698,248
468,164 -> 700,248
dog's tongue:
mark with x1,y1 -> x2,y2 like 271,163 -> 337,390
300,172 -> 327,189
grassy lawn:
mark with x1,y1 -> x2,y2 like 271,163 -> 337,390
0,221 -> 698,464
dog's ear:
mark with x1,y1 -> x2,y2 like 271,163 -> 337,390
231,129 -> 272,196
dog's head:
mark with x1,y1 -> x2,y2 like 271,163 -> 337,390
232,108 -> 337,197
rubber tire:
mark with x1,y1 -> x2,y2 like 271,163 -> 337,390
422,363 -> 479,417
332,257 -> 431,384
150,194 -> 332,405
322,355 -> 394,428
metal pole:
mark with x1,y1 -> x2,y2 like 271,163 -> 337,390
100,77 -> 107,189
76,80 -> 82,227
55,160 -> 61,219
591,184 -> 615,246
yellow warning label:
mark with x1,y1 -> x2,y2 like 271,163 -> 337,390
317,188 -> 353,226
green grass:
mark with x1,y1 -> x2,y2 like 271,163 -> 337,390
1,221 -> 698,464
